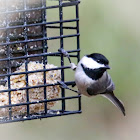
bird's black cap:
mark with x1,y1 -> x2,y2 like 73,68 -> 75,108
86,53 -> 109,65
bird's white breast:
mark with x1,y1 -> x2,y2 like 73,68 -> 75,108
75,62 -> 94,97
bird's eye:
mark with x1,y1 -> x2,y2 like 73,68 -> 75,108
97,60 -> 100,63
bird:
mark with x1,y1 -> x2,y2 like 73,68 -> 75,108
58,49 -> 125,116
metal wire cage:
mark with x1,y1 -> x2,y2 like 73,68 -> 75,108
0,0 -> 81,123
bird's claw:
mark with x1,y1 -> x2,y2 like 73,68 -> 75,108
71,82 -> 76,87
57,81 -> 69,89
58,48 -> 69,57
58,48 -> 71,63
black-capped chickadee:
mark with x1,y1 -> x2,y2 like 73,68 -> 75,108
58,49 -> 125,116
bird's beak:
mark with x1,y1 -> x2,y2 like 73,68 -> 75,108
105,65 -> 111,69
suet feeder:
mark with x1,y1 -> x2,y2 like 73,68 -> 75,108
0,0 -> 81,124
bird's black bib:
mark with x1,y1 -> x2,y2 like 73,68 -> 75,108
81,64 -> 106,80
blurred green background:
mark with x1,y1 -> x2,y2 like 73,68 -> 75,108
1,0 -> 140,140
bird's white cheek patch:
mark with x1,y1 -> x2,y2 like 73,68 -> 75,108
80,56 -> 105,69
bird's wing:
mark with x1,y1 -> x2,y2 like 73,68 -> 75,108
104,73 -> 115,92
87,72 -> 115,95
101,92 -> 125,116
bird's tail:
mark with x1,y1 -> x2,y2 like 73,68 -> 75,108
101,92 -> 125,116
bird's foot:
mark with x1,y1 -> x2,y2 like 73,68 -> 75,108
57,81 -> 79,94
58,48 -> 71,63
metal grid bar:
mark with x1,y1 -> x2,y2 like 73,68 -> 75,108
0,33 -> 80,46
0,0 -> 81,124
23,0 -> 30,117
0,93 -> 80,109
0,81 -> 75,93
0,19 -> 79,30
42,0 -> 48,114
59,0 -> 65,112
0,1 -> 80,14
1,110 -> 81,124
5,0 -> 12,120
0,65 -> 75,78
0,49 -> 80,62
75,3 -> 81,112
